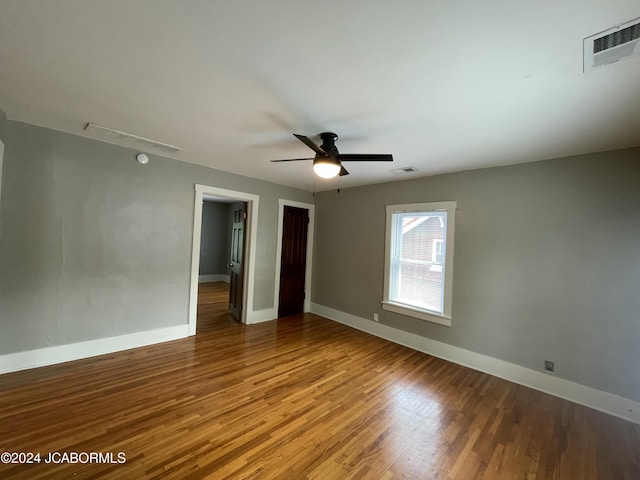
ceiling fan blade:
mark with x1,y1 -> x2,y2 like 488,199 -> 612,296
294,134 -> 327,156
339,165 -> 350,176
270,158 -> 314,162
338,154 -> 393,162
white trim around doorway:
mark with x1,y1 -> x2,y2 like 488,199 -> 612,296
189,184 -> 260,334
273,199 -> 315,317
0,139 -> 4,208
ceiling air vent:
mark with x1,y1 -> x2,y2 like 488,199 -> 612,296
584,17 -> 640,72
391,166 -> 418,174
84,123 -> 182,154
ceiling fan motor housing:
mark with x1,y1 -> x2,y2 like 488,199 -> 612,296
319,132 -> 339,157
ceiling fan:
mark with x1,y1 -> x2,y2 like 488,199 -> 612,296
270,132 -> 393,178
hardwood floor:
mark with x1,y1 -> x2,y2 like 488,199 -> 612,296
1,282 -> 639,479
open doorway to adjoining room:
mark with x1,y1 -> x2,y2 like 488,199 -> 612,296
188,185 -> 259,335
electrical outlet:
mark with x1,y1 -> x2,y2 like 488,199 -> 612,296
544,360 -> 555,373
373,313 -> 379,322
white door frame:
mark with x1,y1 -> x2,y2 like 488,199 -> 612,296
0,139 -> 4,208
273,199 -> 315,315
188,184 -> 259,334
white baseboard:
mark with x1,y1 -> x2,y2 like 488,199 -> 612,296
0,325 -> 189,375
247,308 -> 276,324
310,303 -> 640,426
199,274 -> 230,283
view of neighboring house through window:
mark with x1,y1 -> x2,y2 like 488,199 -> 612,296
382,201 -> 456,326
432,238 -> 444,266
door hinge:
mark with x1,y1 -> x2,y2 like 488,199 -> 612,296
243,211 -> 247,220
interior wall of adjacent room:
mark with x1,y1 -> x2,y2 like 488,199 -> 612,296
199,201 -> 232,278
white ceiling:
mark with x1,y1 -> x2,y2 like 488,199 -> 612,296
1,1 -> 639,192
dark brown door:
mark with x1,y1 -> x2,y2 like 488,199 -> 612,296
278,206 -> 309,318
229,203 -> 246,321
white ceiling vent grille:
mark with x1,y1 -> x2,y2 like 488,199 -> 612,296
584,17 -> 640,72
84,123 -> 182,154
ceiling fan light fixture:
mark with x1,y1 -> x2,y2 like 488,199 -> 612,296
270,132 -> 393,180
313,156 -> 341,178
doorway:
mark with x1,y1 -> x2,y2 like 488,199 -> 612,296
274,200 -> 315,318
188,185 -> 259,335
199,198 -> 247,323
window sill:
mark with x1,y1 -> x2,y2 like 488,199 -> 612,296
381,301 -> 452,327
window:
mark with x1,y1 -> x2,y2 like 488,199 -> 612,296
382,201 -> 456,326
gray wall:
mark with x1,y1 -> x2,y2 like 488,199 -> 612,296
312,148 -> 640,403
199,201 -> 231,276
0,120 -> 312,355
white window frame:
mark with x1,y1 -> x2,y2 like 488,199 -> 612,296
0,139 -> 4,206
382,201 -> 456,327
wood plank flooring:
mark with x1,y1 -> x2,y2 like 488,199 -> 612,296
1,282 -> 639,479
